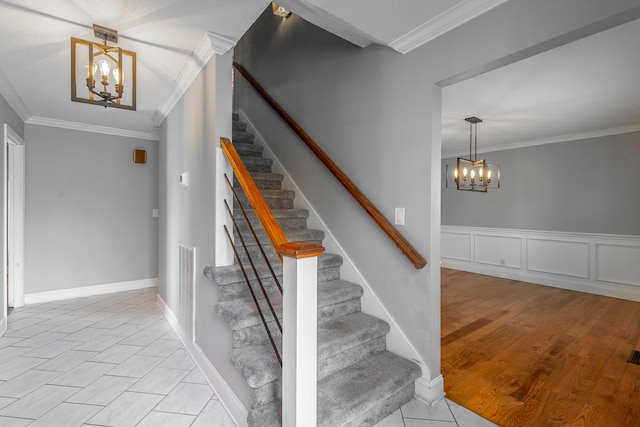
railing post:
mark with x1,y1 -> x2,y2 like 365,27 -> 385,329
279,242 -> 325,427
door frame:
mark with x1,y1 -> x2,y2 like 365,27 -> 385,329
4,123 -> 25,318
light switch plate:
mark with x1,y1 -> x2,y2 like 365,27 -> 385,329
394,208 -> 405,225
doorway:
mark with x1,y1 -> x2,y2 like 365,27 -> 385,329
4,124 -> 25,322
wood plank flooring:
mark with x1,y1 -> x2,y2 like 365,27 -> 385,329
441,268 -> 640,427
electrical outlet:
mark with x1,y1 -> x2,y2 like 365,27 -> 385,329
152,209 -> 159,218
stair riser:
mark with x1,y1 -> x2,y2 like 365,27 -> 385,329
233,216 -> 307,233
233,135 -> 255,145
234,178 -> 281,190
224,297 -> 360,333
236,148 -> 263,158
233,121 -> 247,132
234,197 -> 293,210
248,337 -> 387,409
244,163 -> 272,173
319,336 -> 386,379
217,266 -> 341,301
232,298 -> 363,349
250,377 -> 281,408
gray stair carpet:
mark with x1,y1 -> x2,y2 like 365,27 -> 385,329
204,113 -> 420,426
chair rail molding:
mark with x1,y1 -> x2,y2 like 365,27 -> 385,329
441,225 -> 640,302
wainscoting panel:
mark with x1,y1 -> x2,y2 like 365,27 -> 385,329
527,238 -> 589,279
441,231 -> 472,261
441,226 -> 640,302
596,244 -> 640,287
475,234 -> 522,269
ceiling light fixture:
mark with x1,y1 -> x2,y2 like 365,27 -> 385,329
446,117 -> 500,192
272,3 -> 292,19
71,24 -> 136,110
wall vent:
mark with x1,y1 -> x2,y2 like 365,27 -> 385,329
178,243 -> 196,342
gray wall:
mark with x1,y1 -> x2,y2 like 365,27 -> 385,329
234,0 -> 640,381
25,124 -> 159,294
158,52 -> 249,404
442,132 -> 640,235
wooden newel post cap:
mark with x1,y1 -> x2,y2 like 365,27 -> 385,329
277,242 -> 325,259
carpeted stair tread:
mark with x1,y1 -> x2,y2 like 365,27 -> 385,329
205,252 -> 343,286
245,351 -> 420,426
234,171 -> 283,185
217,279 -> 363,331
234,228 -> 325,248
234,142 -> 264,157
233,120 -> 247,132
235,189 -> 294,200
231,311 -> 390,389
237,208 -> 309,220
233,130 -> 255,144
317,351 -> 421,427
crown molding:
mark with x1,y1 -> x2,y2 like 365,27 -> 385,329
152,31 -> 236,126
389,0 -> 510,54
0,67 -> 31,122
442,124 -> 640,158
26,116 -> 159,141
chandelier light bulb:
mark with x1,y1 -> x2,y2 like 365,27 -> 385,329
98,60 -> 111,77
85,62 -> 97,78
113,68 -> 120,85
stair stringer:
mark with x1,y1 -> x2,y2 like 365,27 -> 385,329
236,109 -> 444,404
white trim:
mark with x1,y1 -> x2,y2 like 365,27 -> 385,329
236,108 -> 431,379
442,123 -> 640,158
442,225 -> 640,302
24,278 -> 158,305
152,32 -> 236,127
414,373 -> 446,406
389,0 -> 510,54
0,316 -> 6,336
26,116 -> 159,141
5,124 -> 25,308
157,294 -> 247,427
0,68 -> 31,122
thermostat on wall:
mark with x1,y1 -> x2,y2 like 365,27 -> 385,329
180,172 -> 189,187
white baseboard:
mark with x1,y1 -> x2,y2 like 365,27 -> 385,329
157,294 -> 248,427
442,226 -> 640,302
414,374 -> 445,406
24,278 -> 158,305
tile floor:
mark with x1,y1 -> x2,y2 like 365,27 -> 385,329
0,287 -> 496,427
0,288 -> 234,427
374,397 -> 497,427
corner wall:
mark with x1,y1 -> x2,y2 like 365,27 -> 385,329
24,124 -> 159,297
158,51 -> 250,410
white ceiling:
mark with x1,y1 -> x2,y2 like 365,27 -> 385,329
1,0 -> 637,151
0,0 -> 509,140
442,17 -> 640,157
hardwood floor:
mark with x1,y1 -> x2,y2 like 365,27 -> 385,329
441,268 -> 640,427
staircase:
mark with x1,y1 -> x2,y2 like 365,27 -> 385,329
204,113 -> 421,426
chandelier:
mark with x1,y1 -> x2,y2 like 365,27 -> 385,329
446,117 -> 500,192
71,24 -> 136,110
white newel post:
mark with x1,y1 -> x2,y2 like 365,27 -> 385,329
279,242 -> 325,427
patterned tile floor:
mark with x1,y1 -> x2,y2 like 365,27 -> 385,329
0,288 -> 496,427
0,288 -> 233,427
374,397 -> 497,427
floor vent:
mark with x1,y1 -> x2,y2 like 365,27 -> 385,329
179,243 -> 196,343
627,350 -> 640,365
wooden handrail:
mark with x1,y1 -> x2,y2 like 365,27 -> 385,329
233,62 -> 427,269
221,137 -> 289,256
